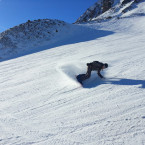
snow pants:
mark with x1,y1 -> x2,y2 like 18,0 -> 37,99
79,65 -> 92,82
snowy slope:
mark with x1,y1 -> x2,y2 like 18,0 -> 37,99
0,15 -> 145,145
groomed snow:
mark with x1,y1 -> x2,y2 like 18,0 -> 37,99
0,16 -> 145,145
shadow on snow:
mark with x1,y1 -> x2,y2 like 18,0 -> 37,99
83,77 -> 145,89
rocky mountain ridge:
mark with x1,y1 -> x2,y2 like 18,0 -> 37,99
0,19 -> 67,49
75,0 -> 144,23
0,19 -> 69,59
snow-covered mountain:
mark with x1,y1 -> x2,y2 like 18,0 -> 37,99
0,19 -> 70,60
0,0 -> 144,60
75,0 -> 145,23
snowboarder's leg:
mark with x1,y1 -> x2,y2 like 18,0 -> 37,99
81,66 -> 92,82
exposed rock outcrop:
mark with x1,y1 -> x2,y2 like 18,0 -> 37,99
75,0 -> 145,23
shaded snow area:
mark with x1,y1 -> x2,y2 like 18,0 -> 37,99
0,16 -> 145,145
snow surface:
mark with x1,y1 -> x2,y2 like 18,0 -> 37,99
0,16 -> 145,144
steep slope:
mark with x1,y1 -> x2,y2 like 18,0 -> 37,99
0,15 -> 145,145
75,0 -> 145,23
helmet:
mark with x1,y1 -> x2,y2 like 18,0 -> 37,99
104,63 -> 108,68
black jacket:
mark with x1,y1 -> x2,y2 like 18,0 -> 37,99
87,61 -> 104,78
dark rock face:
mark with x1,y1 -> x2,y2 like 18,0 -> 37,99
122,0 -> 132,5
121,0 -> 142,5
75,3 -> 102,23
102,0 -> 114,12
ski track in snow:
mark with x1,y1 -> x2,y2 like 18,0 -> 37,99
0,17 -> 145,145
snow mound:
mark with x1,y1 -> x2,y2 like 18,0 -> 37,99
0,19 -> 70,60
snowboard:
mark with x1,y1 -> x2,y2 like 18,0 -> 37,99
76,74 -> 86,86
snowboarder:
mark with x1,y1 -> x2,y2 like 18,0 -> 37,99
76,61 -> 108,85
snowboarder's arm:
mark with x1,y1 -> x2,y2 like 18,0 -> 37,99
97,70 -> 104,79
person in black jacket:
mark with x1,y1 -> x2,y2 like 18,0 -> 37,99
76,61 -> 108,85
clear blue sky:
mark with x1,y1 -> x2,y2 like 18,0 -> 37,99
0,0 -> 97,32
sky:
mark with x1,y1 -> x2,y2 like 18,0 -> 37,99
0,0 -> 97,32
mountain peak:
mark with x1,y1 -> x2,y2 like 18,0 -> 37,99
0,19 -> 69,59
75,0 -> 144,23
0,19 -> 67,49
